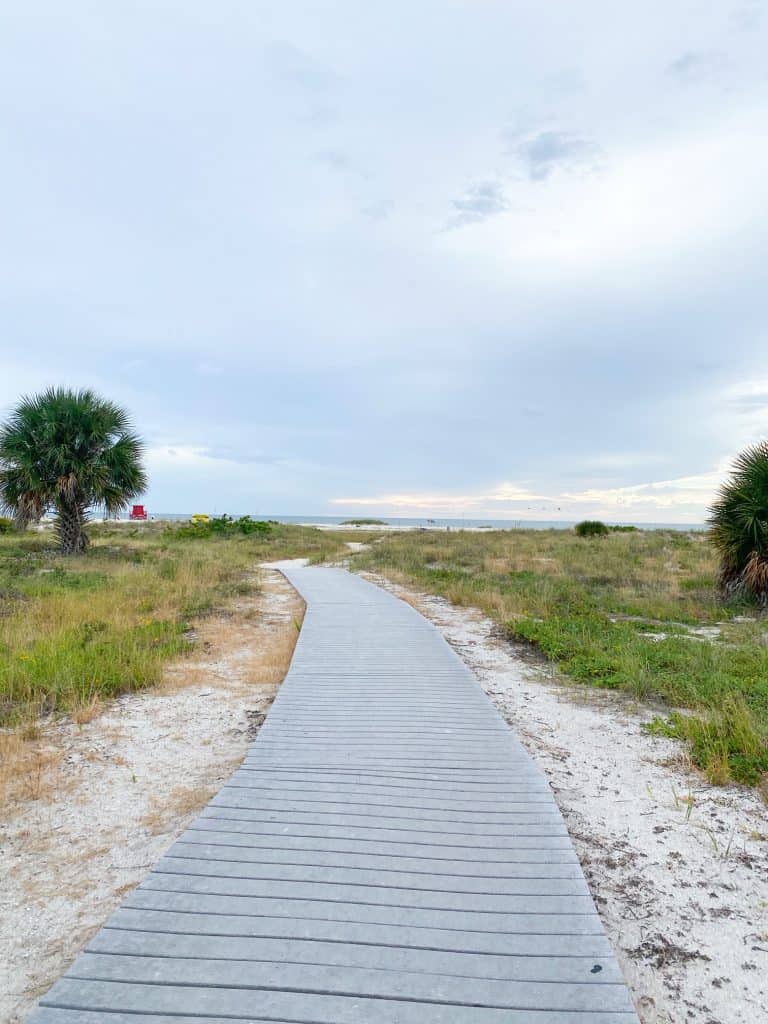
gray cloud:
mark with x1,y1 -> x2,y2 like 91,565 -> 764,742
446,181 -> 509,228
362,199 -> 394,221
0,1 -> 765,521
265,42 -> 339,92
667,50 -> 728,82
731,3 -> 762,32
315,150 -> 352,171
512,131 -> 601,181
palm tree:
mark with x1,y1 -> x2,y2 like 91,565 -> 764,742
0,388 -> 146,554
708,441 -> 768,603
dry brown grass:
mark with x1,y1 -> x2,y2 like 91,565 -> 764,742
0,732 -> 64,805
72,698 -> 101,725
162,572 -> 305,694
140,783 -> 218,835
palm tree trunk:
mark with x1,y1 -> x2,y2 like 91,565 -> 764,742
56,501 -> 89,554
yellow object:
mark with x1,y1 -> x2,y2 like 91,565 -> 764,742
190,513 -> 210,525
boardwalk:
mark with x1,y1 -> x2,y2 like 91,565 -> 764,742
30,564 -> 638,1023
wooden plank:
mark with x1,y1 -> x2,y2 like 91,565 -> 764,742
153,854 -> 592,894
90,926 -> 623,979
105,907 -> 615,956
35,978 -> 639,1023
68,952 -> 636,1010
125,887 -> 607,934
30,564 -> 638,1023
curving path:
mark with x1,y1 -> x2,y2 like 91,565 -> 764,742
30,563 -> 638,1023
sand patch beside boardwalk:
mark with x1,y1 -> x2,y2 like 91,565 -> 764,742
362,572 -> 768,1024
0,568 -> 303,1024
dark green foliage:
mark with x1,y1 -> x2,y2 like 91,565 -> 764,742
172,515 -> 273,539
0,388 -> 146,555
0,516 -> 13,534
709,441 -> 768,602
574,520 -> 609,537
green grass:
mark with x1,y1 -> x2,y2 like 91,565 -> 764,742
0,521 -> 354,725
352,528 -> 768,789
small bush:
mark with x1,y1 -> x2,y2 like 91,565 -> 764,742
575,520 -> 609,538
0,517 -> 14,534
171,515 -> 273,540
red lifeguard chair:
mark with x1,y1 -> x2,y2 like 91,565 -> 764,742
129,504 -> 148,520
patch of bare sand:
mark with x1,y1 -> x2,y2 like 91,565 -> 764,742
0,567 -> 303,1024
362,572 -> 768,1024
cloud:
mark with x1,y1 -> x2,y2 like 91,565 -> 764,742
1,3 -> 766,521
512,131 -> 601,181
445,181 -> 509,229
726,392 -> 768,410
361,199 -> 394,221
667,50 -> 728,83
731,3 -> 762,31
330,470 -> 726,523
148,445 -> 282,469
265,42 -> 339,92
314,150 -> 352,171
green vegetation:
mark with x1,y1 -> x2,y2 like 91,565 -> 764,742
0,388 -> 146,554
0,522 -> 354,726
352,528 -> 768,789
0,517 -> 13,535
574,520 -> 609,537
173,514 -> 274,539
341,518 -> 388,526
709,441 -> 768,603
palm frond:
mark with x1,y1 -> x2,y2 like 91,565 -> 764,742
708,442 -> 768,601
0,388 -> 146,552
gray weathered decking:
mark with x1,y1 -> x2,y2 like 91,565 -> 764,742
30,563 -> 638,1023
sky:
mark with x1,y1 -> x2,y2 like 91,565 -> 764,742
1,1 -> 767,523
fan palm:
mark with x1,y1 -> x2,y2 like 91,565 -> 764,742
0,388 -> 146,554
708,441 -> 768,602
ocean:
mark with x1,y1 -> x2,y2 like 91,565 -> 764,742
124,513 -> 706,532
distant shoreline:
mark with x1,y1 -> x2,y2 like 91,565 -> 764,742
84,513 -> 707,533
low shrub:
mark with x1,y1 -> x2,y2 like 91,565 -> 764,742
575,520 -> 609,538
172,515 -> 273,539
0,517 -> 14,534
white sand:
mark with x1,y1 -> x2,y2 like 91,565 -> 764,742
361,572 -> 768,1024
4,562 -> 767,1023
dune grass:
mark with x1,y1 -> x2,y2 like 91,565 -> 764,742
0,521 -> 353,726
352,528 -> 768,790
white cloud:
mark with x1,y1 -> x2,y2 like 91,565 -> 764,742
331,469 -> 728,523
1,2 -> 766,517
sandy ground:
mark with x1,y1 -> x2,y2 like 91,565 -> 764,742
360,571 -> 768,1024
0,568 -> 303,1024
4,559 -> 767,1024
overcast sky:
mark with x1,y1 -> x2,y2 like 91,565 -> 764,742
2,2 -> 767,522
